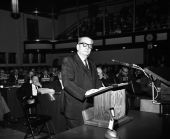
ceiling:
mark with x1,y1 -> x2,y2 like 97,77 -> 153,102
1,0 -> 104,17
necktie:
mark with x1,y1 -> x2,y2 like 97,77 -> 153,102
84,60 -> 89,69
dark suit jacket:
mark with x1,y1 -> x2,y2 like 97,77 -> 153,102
61,54 -> 102,120
17,83 -> 37,103
43,78 -> 62,93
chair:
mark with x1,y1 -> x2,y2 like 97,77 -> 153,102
20,96 -> 54,139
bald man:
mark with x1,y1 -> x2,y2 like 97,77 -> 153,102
61,36 -> 102,129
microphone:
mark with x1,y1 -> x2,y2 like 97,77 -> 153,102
112,59 -> 136,68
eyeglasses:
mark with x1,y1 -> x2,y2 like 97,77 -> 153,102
79,43 -> 93,49
122,70 -> 128,74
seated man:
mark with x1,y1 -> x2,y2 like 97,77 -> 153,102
133,69 -> 152,98
43,70 -> 63,94
0,92 -> 18,126
17,75 -> 42,103
8,69 -> 25,84
96,66 -> 109,87
116,66 -> 130,83
17,75 -> 55,105
115,66 -> 135,110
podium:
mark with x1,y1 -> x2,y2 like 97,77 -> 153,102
82,83 -> 133,128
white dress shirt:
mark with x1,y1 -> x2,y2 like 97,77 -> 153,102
32,84 -> 38,96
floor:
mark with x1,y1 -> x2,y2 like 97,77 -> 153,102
0,119 -> 54,139
0,127 -> 25,139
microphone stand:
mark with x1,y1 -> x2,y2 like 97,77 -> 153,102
132,64 -> 160,104
112,59 -> 160,104
105,108 -> 119,139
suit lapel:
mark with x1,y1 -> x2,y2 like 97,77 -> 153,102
74,54 -> 91,76
88,60 -> 94,78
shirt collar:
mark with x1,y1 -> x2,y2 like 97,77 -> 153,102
77,53 -> 88,63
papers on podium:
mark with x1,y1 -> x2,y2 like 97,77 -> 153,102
85,83 -> 129,98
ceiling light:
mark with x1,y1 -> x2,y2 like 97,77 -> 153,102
11,0 -> 20,19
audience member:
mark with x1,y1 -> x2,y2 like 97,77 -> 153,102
115,66 -> 135,110
96,66 -> 110,86
0,92 -> 18,126
0,69 -> 8,85
43,70 -> 63,94
133,69 -> 152,98
40,69 -> 51,83
115,66 -> 131,83
8,69 -> 24,84
24,70 -> 35,84
50,67 -> 59,80
17,75 -> 43,105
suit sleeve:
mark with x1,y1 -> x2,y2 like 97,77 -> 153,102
17,83 -> 32,102
61,57 -> 86,101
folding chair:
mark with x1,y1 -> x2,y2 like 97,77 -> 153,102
20,96 -> 54,139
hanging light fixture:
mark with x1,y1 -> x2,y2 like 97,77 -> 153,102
11,0 -> 20,19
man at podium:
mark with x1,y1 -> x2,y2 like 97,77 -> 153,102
61,36 -> 103,129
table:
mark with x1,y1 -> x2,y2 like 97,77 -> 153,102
54,110 -> 169,139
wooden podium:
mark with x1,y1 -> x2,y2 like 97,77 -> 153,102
82,83 -> 133,128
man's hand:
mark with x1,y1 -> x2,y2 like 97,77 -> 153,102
98,86 -> 106,91
35,82 -> 42,88
85,87 -> 107,97
85,89 -> 98,96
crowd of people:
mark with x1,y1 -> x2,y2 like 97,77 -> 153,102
0,67 -> 60,86
0,66 -> 62,127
